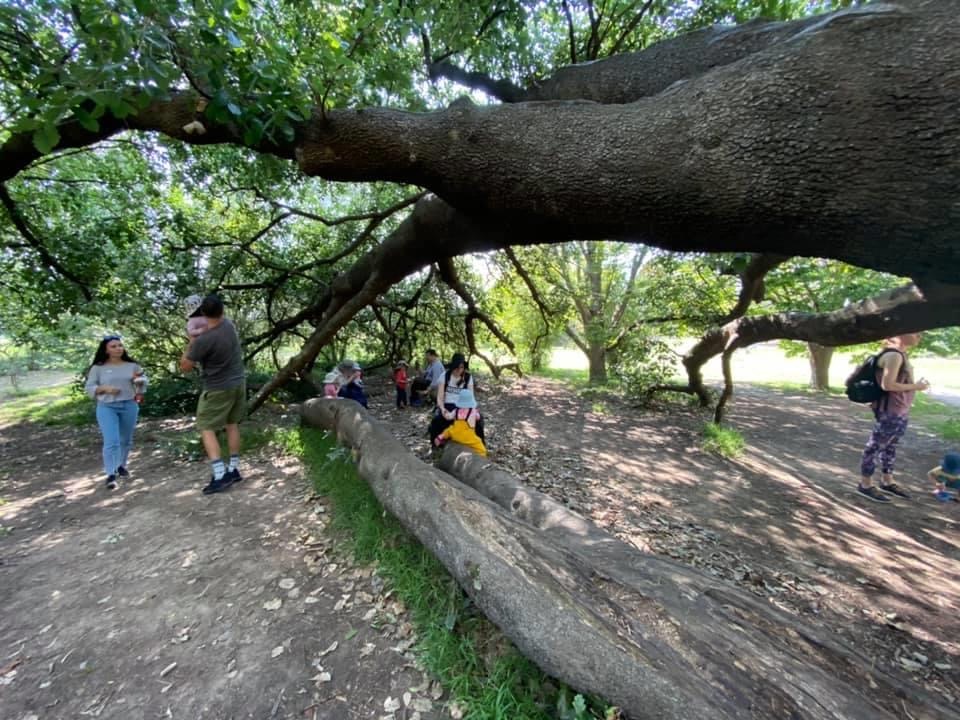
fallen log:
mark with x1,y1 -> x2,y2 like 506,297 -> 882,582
301,398 -> 955,720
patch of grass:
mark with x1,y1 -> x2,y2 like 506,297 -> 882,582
702,422 -> 746,458
591,401 -> 608,415
0,384 -> 93,427
531,367 -> 590,389
291,428 -> 613,720
911,395 -> 960,442
748,380 -> 845,397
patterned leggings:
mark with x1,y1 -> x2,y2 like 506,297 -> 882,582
860,411 -> 909,477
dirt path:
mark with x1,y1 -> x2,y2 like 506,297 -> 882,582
0,412 -> 443,720
3,379 -> 959,718
379,377 -> 960,706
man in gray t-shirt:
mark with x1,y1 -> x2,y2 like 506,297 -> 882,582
180,294 -> 245,495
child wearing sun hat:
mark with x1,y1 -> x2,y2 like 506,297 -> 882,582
434,389 -> 486,457
184,294 -> 209,339
929,452 -> 960,502
322,371 -> 340,398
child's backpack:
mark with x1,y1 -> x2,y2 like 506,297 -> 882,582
845,349 -> 902,403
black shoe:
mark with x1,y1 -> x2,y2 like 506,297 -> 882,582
202,476 -> 231,495
117,466 -> 129,478
857,484 -> 891,503
105,475 -> 118,490
224,468 -> 242,485
879,482 -> 911,499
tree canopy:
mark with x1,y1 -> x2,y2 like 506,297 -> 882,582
2,0 -> 958,398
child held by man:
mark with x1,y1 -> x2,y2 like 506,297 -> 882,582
434,389 -> 486,457
184,294 -> 209,339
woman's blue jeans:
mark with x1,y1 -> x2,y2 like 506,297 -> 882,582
95,400 -> 139,476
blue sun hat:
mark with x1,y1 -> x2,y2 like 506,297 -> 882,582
942,452 -> 960,476
455,389 -> 477,409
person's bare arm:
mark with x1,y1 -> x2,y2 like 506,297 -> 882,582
179,339 -> 197,373
879,353 -> 928,392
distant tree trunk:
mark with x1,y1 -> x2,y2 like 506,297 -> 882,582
587,343 -> 607,384
807,343 -> 834,390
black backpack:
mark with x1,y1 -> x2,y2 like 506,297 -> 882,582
845,349 -> 902,403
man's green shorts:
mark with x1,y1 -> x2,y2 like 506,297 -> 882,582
196,384 -> 246,430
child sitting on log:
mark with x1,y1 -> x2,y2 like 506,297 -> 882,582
434,389 -> 486,457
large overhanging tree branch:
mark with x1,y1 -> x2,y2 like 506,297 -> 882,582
3,3 -> 958,286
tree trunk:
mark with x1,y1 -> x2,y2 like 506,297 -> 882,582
299,399 -> 956,720
587,342 -> 607,384
807,343 -> 834,390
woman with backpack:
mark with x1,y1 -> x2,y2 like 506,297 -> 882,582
856,333 -> 930,503
428,352 -> 485,445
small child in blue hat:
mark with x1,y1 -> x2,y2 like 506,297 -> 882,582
928,451 -> 960,502
434,389 -> 486,457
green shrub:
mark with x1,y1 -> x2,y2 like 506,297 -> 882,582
138,376 -> 202,417
610,333 -> 679,398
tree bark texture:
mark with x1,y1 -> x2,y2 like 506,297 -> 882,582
300,398 -> 957,720
4,3 -> 959,286
807,343 -> 834,390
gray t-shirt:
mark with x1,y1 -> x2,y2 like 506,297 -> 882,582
187,318 -> 245,390
85,361 -> 147,403
425,359 -> 446,388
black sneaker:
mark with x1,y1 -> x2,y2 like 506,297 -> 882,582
105,475 -> 118,490
202,476 -> 231,495
224,468 -> 242,485
879,482 -> 911,499
117,466 -> 129,478
857,484 -> 891,503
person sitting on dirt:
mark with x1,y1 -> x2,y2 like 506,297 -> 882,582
434,389 -> 486,457
322,371 -> 340,398
928,452 -> 960,502
336,360 -> 368,408
429,352 -> 484,445
410,349 -> 445,406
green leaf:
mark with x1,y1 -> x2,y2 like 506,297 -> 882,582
242,118 -> 264,146
226,102 -> 242,116
108,98 -> 136,119
226,30 -> 243,48
74,108 -> 100,132
32,123 -> 61,155
344,628 -> 357,640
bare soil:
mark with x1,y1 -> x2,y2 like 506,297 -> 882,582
2,377 -> 959,719
0,410 -> 444,720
